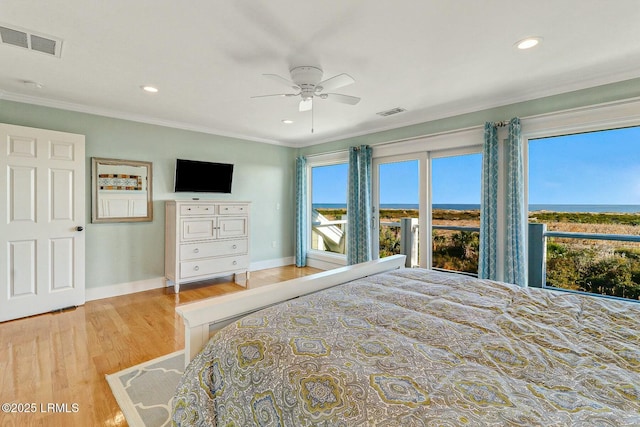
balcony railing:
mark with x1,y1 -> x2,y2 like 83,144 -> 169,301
377,220 -> 482,271
528,223 -> 640,299
381,218 -> 420,267
315,215 -> 640,300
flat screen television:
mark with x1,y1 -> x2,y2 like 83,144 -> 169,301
174,159 -> 234,193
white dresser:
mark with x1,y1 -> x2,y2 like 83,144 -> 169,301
165,200 -> 250,292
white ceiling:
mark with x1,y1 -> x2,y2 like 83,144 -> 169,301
1,1 -> 640,147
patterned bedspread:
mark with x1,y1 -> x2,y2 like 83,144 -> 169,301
172,269 -> 640,426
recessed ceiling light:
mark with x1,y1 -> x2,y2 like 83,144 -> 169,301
282,119 -> 294,124
515,37 -> 542,50
141,85 -> 158,93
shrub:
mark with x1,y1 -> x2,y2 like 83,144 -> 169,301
547,243 -> 640,300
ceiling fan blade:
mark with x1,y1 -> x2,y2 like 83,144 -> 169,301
299,98 -> 313,112
322,93 -> 361,105
316,73 -> 355,92
263,74 -> 300,90
251,93 -> 298,99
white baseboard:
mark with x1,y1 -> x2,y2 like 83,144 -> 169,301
250,256 -> 295,271
86,276 -> 165,301
85,257 -> 297,301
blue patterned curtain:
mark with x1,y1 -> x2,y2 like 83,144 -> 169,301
295,156 -> 308,267
347,145 -> 373,265
504,118 -> 526,286
479,122 -> 499,280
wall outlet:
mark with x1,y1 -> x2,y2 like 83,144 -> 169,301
272,240 -> 278,248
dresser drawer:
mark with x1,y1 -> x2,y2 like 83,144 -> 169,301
218,204 -> 248,215
180,204 -> 216,216
180,239 -> 248,261
180,255 -> 250,279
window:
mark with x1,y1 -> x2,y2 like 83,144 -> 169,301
431,153 -> 482,275
375,159 -> 420,263
528,126 -> 640,301
310,163 -> 348,255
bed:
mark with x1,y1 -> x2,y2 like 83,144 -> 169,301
172,256 -> 640,426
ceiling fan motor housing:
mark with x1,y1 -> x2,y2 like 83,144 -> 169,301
290,66 -> 323,99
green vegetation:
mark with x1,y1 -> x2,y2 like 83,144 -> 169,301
379,226 -> 401,258
531,211 -> 640,300
530,211 -> 640,226
546,240 -> 640,300
432,230 -> 479,274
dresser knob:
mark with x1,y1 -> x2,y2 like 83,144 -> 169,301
194,265 -> 199,271
232,261 -> 237,265
232,245 -> 237,249
194,248 -> 199,253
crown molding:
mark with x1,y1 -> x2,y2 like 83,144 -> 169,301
0,90 -> 297,147
292,67 -> 640,147
3,64 -> 640,150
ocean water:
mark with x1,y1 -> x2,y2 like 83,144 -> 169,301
313,203 -> 640,213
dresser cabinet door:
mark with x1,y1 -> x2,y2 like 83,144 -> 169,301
218,217 -> 248,238
181,219 -> 216,240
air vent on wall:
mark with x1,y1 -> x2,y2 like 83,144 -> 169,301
0,24 -> 62,57
376,107 -> 407,117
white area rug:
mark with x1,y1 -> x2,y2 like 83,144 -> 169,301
106,351 -> 184,427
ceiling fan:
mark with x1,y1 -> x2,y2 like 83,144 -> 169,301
252,66 -> 361,112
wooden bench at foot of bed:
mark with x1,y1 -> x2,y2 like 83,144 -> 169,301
175,255 -> 406,367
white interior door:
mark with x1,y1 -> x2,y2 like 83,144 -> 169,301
0,123 -> 85,322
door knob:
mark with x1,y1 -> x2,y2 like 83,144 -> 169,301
76,226 -> 84,231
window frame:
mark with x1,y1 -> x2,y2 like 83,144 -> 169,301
372,134 -> 483,270
428,147 -> 483,274
306,152 -> 349,269
303,97 -> 640,279
372,153 -> 427,267
523,100 -> 640,299
522,98 -> 640,260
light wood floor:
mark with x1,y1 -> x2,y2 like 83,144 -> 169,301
0,265 -> 321,427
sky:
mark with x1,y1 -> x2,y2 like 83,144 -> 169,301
529,126 -> 640,205
311,126 -> 640,206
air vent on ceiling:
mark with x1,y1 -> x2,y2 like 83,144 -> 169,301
0,24 -> 62,57
376,107 -> 407,117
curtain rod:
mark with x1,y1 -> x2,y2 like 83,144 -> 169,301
303,121 -> 505,158
490,120 -> 511,127
303,123 -> 485,158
